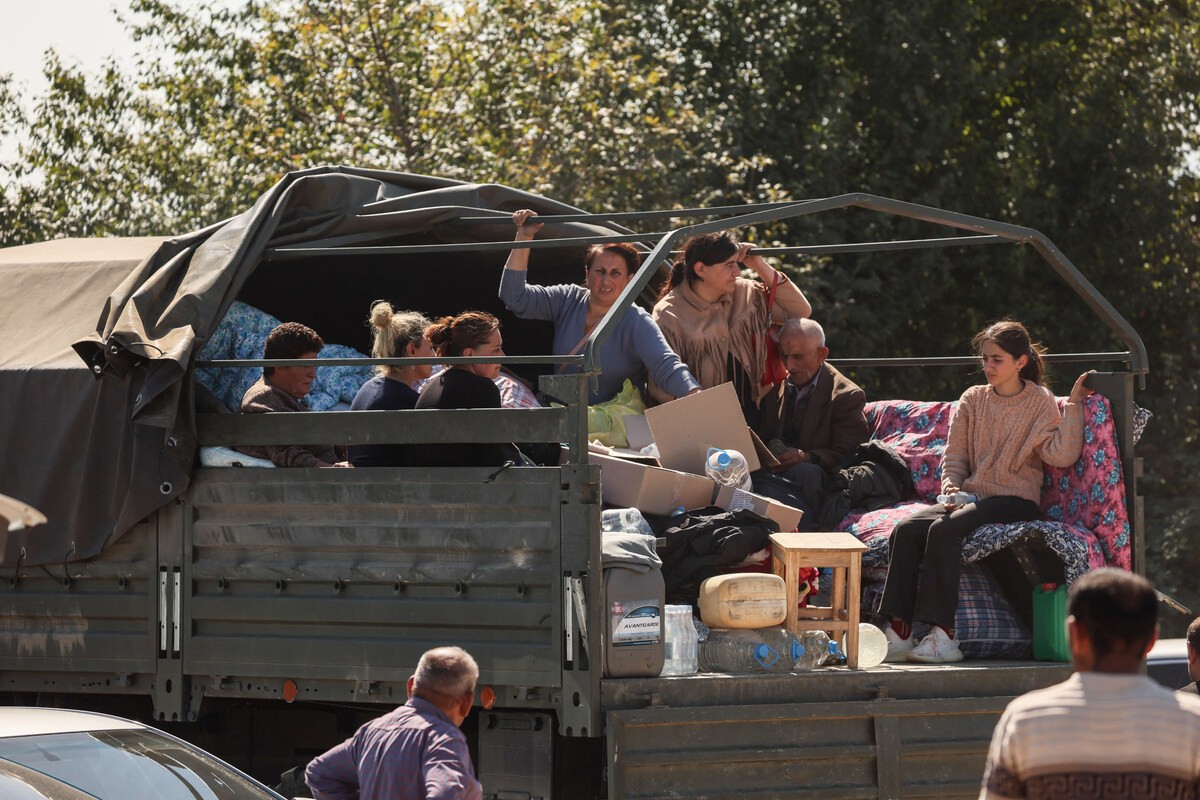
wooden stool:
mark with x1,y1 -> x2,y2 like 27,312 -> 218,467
770,531 -> 868,668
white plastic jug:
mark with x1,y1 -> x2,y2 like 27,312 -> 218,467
698,573 -> 787,629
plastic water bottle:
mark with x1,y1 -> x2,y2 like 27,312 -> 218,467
705,448 -> 753,492
936,491 -> 977,506
601,508 -> 654,536
794,630 -> 832,670
827,638 -> 848,665
660,605 -> 698,676
698,629 -> 782,673
757,626 -> 804,673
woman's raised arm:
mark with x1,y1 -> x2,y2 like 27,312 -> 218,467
738,243 -> 812,321
502,209 -> 543,273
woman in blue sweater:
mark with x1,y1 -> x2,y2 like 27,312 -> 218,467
499,209 -> 700,404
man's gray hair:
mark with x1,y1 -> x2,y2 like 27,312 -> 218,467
779,317 -> 826,347
413,646 -> 479,699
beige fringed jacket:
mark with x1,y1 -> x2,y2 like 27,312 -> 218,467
650,273 -> 809,406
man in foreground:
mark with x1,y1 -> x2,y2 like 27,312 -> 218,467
305,646 -> 482,800
979,569 -> 1200,799
1180,616 -> 1200,696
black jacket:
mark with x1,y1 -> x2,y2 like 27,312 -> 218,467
657,507 -> 779,605
817,441 -> 914,530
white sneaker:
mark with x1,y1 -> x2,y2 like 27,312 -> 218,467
883,626 -> 915,662
906,626 -> 964,663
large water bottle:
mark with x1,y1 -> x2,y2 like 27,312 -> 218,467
698,628 -> 782,673
660,605 -> 699,676
601,507 -> 654,536
757,626 -> 804,673
794,630 -> 832,670
705,448 -> 753,492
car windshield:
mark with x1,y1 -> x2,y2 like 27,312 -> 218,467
0,729 -> 274,800
0,759 -> 98,800
0,776 -> 76,800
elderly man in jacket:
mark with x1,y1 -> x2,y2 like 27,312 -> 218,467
756,318 -> 869,526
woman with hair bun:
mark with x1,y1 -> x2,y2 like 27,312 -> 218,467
500,209 -> 699,404
652,230 -> 812,424
409,311 -> 522,468
348,301 -> 433,467
879,319 -> 1096,664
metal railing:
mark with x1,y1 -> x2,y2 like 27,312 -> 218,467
255,192 -> 1147,378
202,193 -> 1148,463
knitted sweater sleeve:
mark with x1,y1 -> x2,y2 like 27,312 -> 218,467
1031,397 -> 1085,468
941,388 -> 975,493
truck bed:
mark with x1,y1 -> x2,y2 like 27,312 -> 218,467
2,464 -> 1073,798
603,662 -> 1070,799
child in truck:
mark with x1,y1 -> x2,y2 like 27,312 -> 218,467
879,319 -> 1094,663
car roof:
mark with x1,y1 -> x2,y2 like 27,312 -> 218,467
0,708 -> 147,738
1149,637 -> 1188,661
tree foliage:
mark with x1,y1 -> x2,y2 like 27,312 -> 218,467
2,0 -> 1198,626
1,0 -> 713,236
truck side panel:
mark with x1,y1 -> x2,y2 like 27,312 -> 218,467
175,467 -> 566,696
0,519 -> 158,692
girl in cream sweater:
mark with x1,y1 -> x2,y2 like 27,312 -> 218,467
879,319 -> 1094,663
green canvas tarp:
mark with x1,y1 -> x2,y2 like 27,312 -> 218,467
0,166 -> 622,566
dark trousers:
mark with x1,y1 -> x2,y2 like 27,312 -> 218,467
752,464 -> 824,532
878,496 -> 1041,630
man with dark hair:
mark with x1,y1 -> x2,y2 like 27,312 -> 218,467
980,569 -> 1200,799
237,322 -> 350,468
1181,616 -> 1200,696
305,646 -> 482,800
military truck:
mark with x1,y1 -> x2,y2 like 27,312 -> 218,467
0,167 -> 1147,798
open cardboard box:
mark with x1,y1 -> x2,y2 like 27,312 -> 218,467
590,383 -> 788,517
589,452 -> 716,516
714,484 -> 805,533
644,383 -> 779,475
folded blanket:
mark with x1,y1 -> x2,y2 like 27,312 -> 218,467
602,531 -> 662,573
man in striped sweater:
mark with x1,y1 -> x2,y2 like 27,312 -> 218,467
980,569 -> 1200,799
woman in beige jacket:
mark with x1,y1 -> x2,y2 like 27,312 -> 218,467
652,231 -> 811,424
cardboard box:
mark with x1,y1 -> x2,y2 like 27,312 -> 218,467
586,414 -> 658,463
621,414 -> 654,451
715,484 -> 805,533
590,452 -> 716,516
586,441 -> 658,465
645,383 -> 764,475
